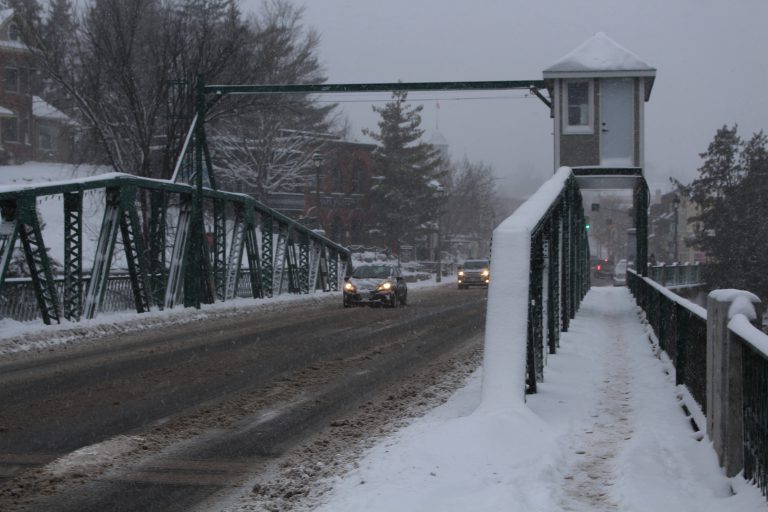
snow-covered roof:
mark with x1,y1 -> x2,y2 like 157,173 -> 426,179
543,32 -> 656,99
545,32 -> 655,75
33,96 -> 72,123
428,131 -> 448,147
0,105 -> 13,117
0,8 -> 14,27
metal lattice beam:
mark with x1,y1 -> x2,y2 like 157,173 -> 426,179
17,197 -> 60,324
63,191 -> 83,321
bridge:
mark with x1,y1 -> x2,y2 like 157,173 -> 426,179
0,34 -> 766,510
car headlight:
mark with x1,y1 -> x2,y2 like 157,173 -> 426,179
481,269 -> 489,277
376,281 -> 392,291
458,270 -> 464,276
344,282 -> 356,292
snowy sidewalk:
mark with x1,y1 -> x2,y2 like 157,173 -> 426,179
310,287 -> 766,512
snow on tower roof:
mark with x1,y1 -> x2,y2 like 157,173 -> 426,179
428,131 -> 448,146
543,32 -> 656,99
544,32 -> 655,75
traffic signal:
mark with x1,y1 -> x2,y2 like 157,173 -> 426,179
585,216 -> 590,230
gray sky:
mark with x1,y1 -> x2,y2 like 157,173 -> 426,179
244,0 -> 768,197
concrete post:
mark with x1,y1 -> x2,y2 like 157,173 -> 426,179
706,289 -> 762,477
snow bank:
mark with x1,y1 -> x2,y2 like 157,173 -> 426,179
480,167 -> 572,412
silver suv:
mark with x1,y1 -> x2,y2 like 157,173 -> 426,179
457,259 -> 490,289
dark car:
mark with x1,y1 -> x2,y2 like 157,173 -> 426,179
457,259 -> 490,289
343,264 -> 408,308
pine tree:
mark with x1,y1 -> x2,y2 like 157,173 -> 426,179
363,90 -> 446,255
685,125 -> 768,302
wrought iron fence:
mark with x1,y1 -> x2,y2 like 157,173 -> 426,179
627,268 -> 708,412
647,262 -> 704,287
0,269 -> 298,323
630,267 -> 768,498
736,323 -> 768,496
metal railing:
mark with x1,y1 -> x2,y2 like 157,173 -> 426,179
629,267 -> 768,498
627,269 -> 708,412
0,269 -> 291,323
483,167 -> 590,404
647,262 -> 704,287
733,317 -> 768,496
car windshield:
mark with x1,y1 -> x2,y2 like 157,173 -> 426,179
462,260 -> 489,269
352,265 -> 394,279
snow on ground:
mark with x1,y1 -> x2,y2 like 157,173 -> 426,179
303,287 -> 766,512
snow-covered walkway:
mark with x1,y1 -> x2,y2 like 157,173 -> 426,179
310,286 -> 767,511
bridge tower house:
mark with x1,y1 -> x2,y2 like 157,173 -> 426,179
542,33 -> 656,274
543,32 -> 656,170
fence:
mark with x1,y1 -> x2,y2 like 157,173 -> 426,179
0,269 -> 298,323
647,262 -> 703,287
629,268 -> 768,498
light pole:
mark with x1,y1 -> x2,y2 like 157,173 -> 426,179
312,152 -> 323,227
672,194 -> 680,263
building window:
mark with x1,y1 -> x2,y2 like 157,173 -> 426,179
333,167 -> 343,192
4,67 -> 18,93
8,22 -> 19,41
352,168 -> 362,193
564,80 -> 592,133
3,116 -> 18,142
39,125 -> 53,152
331,216 -> 343,242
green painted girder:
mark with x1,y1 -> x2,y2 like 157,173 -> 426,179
204,80 -> 547,97
0,200 -> 19,297
63,191 -> 83,321
16,197 -> 60,325
118,188 -> 153,314
165,197 -> 192,310
328,250 -> 340,292
148,189 -> 167,308
298,232 -> 310,294
213,199 -> 227,301
225,205 -> 245,300
260,214 -> 274,298
244,217 -> 263,299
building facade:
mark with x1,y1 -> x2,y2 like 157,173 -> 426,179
306,139 -> 377,247
0,9 -> 73,164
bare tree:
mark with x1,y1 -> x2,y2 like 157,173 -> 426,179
443,158 -> 498,244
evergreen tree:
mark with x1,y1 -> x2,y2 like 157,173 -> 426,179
685,125 -> 768,302
363,90 -> 446,254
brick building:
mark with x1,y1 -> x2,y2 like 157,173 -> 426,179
307,139 -> 378,247
0,9 -> 73,164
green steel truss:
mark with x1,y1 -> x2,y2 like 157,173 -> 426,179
0,174 -> 349,325
525,174 -> 590,394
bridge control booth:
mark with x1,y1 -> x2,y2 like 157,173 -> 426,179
542,32 -> 656,274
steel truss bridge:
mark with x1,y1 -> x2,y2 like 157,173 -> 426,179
0,77 -> 556,325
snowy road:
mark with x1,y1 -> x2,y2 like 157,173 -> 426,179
0,285 -> 485,511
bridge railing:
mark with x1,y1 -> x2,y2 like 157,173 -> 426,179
0,173 -> 350,325
647,262 -> 704,287
627,269 -> 708,411
482,167 -> 589,407
629,268 -> 768,498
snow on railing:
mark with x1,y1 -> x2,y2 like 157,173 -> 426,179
481,167 -> 586,410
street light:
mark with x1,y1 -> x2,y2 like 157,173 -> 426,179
312,152 -> 323,227
672,194 -> 680,263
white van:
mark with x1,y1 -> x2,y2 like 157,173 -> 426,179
613,259 -> 628,286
